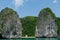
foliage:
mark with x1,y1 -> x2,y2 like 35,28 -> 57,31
20,16 -> 37,37
55,17 -> 60,34
39,8 -> 56,19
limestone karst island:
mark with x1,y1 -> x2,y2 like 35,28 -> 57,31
0,7 -> 60,39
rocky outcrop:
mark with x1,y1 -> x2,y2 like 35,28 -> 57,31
36,8 -> 57,37
0,7 -> 22,38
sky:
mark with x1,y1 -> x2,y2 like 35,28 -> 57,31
0,0 -> 60,18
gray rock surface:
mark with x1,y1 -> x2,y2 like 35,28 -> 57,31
36,8 -> 57,37
0,7 -> 22,38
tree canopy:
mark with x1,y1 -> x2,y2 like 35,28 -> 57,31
20,16 -> 37,37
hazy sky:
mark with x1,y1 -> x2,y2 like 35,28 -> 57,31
0,0 -> 60,18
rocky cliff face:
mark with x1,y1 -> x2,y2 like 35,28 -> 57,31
36,8 -> 57,37
0,7 -> 22,38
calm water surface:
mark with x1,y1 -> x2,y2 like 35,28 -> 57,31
0,38 -> 60,40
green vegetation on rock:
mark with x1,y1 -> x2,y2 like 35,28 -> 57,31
0,7 -> 18,34
39,8 -> 56,19
0,7 -> 60,37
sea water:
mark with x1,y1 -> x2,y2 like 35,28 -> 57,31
0,38 -> 60,40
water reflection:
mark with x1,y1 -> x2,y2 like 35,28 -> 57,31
36,38 -> 58,40
0,39 -> 22,40
0,38 -> 60,40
